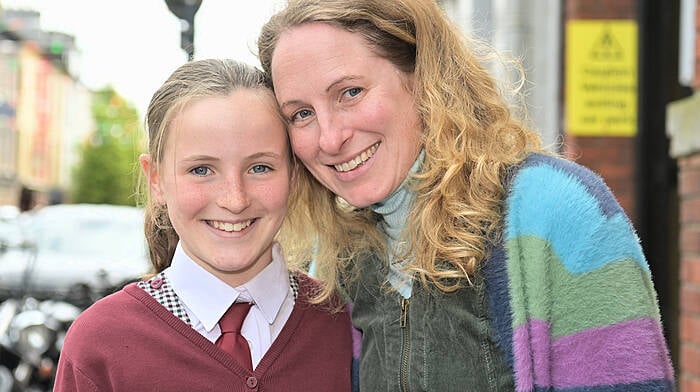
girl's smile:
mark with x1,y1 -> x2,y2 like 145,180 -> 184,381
207,219 -> 254,233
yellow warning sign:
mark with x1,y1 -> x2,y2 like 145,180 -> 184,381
565,20 -> 638,136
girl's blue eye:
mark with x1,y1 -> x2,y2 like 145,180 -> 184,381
250,164 -> 271,174
191,166 -> 210,176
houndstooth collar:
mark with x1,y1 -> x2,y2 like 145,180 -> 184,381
138,272 -> 300,327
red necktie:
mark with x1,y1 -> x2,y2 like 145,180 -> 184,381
216,302 -> 253,371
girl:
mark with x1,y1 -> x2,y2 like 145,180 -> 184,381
54,59 -> 352,391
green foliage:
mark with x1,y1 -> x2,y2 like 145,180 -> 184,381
71,87 -> 145,206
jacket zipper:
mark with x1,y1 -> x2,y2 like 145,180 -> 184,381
400,297 -> 410,392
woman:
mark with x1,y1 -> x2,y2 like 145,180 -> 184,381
259,1 -> 675,391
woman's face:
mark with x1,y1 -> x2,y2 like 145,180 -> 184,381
271,22 -> 423,208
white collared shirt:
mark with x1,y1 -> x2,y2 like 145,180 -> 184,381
164,242 -> 294,369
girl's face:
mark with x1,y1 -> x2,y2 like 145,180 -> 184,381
141,90 -> 291,287
271,22 -> 423,208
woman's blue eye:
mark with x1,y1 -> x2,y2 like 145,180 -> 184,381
191,166 -> 210,176
345,87 -> 362,97
292,109 -> 313,121
250,164 -> 271,174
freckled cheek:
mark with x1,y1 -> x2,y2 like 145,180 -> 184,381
171,186 -> 213,216
162,189 -> 208,235
255,183 -> 291,210
265,185 -> 291,203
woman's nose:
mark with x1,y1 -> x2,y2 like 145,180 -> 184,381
317,113 -> 351,154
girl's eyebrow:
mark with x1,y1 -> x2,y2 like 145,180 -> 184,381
181,155 -> 218,162
178,152 -> 284,165
248,152 -> 283,160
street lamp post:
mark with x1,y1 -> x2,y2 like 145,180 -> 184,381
164,0 -> 202,61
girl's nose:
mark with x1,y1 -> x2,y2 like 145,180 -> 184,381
217,177 -> 250,213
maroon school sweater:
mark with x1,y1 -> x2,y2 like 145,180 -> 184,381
54,275 -> 352,392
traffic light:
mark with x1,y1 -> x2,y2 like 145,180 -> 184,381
164,0 -> 202,61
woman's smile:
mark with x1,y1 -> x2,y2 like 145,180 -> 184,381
332,142 -> 380,172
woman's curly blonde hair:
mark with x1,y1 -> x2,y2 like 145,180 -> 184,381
258,0 -> 544,301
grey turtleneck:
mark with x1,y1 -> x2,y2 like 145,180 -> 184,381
369,149 -> 424,299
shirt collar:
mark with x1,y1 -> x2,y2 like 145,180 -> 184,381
241,242 -> 290,324
165,242 -> 290,332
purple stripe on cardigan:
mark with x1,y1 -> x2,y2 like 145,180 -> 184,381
513,319 -> 550,392
513,317 -> 673,391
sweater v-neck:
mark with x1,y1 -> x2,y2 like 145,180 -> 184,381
124,278 -> 311,377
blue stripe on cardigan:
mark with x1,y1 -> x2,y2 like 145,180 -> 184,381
505,160 -> 647,273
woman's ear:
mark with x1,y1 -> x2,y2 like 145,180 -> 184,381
139,154 -> 165,204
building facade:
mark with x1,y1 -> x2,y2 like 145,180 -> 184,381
0,7 -> 93,207
667,0 -> 700,389
0,29 -> 20,206
442,0 -> 697,389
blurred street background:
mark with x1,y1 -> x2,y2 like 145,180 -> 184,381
0,0 -> 699,390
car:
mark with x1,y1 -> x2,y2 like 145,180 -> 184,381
0,205 -> 23,251
0,204 -> 152,308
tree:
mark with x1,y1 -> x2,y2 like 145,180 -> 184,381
71,87 -> 144,206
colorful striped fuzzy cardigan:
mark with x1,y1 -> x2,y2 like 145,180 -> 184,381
349,153 -> 675,391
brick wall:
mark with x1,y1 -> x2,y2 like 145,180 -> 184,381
680,155 -> 700,391
563,135 -> 637,222
673,2 -> 700,390
566,0 -> 700,390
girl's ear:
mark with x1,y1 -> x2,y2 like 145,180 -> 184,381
139,154 -> 165,204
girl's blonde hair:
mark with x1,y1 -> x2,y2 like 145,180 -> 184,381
259,0 -> 543,300
140,58 -> 289,273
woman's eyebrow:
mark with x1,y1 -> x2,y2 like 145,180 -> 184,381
279,75 -> 362,110
325,75 -> 361,93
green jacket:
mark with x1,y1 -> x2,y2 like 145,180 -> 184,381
346,154 -> 674,391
